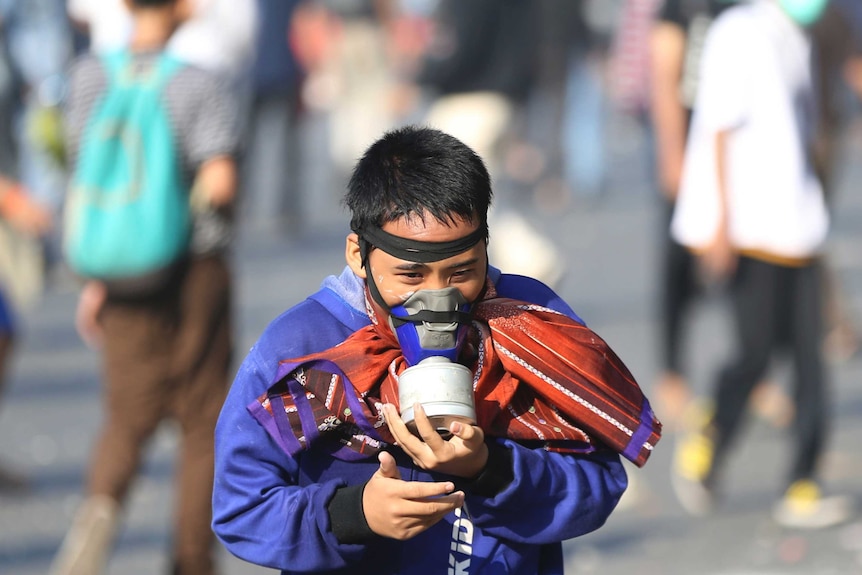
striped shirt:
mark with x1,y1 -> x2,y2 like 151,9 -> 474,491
64,51 -> 239,181
63,51 -> 240,254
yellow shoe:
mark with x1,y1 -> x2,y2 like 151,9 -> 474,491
772,480 -> 854,530
671,429 -> 716,516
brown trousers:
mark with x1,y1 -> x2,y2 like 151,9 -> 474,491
87,255 -> 232,575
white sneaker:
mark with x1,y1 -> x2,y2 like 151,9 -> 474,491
49,495 -> 120,575
772,480 -> 854,530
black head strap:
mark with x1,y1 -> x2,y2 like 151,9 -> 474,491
354,223 -> 485,266
353,222 -> 487,319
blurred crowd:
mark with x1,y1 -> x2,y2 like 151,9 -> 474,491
0,0 -> 855,306
0,0 -> 861,572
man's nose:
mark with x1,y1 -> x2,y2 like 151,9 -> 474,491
423,276 -> 450,291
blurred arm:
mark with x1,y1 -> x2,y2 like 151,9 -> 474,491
650,22 -> 687,199
191,155 -> 236,208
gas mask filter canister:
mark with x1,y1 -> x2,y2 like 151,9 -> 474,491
390,288 -> 477,438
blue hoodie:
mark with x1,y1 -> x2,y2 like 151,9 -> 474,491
213,266 -> 627,574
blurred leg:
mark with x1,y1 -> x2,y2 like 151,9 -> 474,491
52,295 -> 175,575
168,257 -> 232,575
787,261 -> 827,485
655,199 -> 698,425
87,299 -> 173,499
709,258 -> 779,474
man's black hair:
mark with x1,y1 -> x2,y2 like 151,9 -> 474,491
344,125 -> 492,238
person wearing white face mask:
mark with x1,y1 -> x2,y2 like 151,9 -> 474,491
669,0 -> 854,529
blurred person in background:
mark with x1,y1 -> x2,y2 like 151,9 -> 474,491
843,3 -> 862,99
67,0 -> 257,137
649,0 -> 795,432
527,0 -> 615,209
669,0 -> 854,529
0,0 -> 72,266
0,18 -> 54,489
559,0 -> 617,201
0,2 -> 62,491
648,0 -> 748,428
241,0 -> 306,236
809,0 -> 862,363
66,0 -> 257,83
51,0 -> 241,572
0,179 -> 52,490
290,0 -> 401,183
405,0 -> 565,288
607,0 -> 662,125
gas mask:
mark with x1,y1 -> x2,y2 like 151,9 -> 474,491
352,221 -> 487,438
389,287 -> 477,438
778,0 -> 829,26
388,287 -> 471,366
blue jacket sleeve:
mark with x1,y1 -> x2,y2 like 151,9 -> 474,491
465,442 -> 627,544
213,345 -> 371,571
212,292 -> 375,571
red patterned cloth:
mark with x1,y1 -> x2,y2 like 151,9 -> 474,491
251,286 -> 662,467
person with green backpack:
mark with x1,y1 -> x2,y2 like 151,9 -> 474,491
52,0 -> 240,573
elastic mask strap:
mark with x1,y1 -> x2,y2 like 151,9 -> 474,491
355,224 -> 485,264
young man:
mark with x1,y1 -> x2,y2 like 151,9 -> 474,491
212,126 -> 661,574
649,0 -> 741,426
52,0 -> 239,573
670,0 -> 852,528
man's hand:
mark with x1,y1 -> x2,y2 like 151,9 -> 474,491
192,156 -> 236,208
700,219 -> 737,284
0,180 -> 53,237
382,403 -> 489,479
75,281 -> 107,349
362,451 -> 464,540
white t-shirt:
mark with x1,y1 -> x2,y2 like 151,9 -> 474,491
671,0 -> 829,259
67,0 -> 257,77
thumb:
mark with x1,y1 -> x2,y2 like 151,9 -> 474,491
377,451 -> 401,480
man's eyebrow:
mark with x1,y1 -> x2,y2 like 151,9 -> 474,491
393,257 -> 480,271
446,257 -> 481,269
393,262 -> 428,271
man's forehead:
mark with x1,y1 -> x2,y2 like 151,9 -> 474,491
383,211 -> 477,235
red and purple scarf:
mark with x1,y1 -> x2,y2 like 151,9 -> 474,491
249,285 -> 662,467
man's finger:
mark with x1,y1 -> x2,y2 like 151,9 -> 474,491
411,403 -> 446,447
449,420 -> 483,444
383,404 -> 426,453
377,451 -> 401,480
407,479 -> 455,498
401,492 -> 464,516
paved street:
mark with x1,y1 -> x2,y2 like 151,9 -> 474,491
1,113 -> 861,574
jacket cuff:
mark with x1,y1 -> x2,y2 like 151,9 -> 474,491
458,443 -> 514,498
327,483 -> 376,544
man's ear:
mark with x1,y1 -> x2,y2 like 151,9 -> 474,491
345,233 -> 367,279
